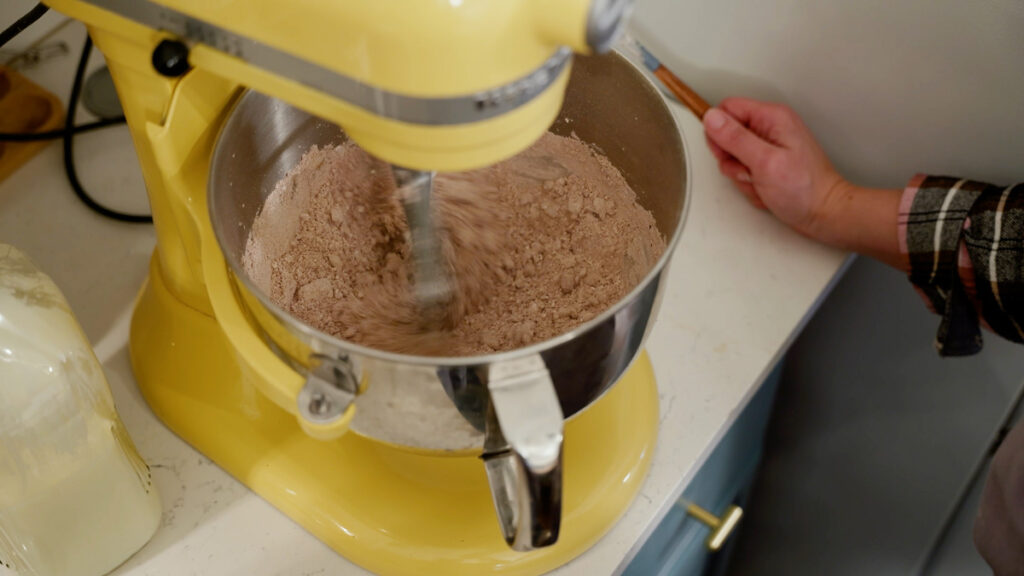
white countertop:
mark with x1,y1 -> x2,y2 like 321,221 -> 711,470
0,16 -> 849,576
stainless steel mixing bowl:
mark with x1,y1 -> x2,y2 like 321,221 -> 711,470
208,51 -> 689,551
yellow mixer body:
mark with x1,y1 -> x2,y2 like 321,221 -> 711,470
39,1 -> 659,573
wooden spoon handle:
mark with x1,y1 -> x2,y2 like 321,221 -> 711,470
653,67 -> 711,120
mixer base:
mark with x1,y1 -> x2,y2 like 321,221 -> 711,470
129,255 -> 659,576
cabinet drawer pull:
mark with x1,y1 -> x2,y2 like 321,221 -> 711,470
684,504 -> 743,552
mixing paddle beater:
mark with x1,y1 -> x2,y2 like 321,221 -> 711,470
391,166 -> 455,328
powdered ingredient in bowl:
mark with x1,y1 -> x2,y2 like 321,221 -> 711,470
242,133 -> 665,356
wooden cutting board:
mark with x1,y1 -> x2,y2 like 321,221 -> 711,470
0,66 -> 65,184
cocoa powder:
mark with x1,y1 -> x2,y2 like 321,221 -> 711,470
243,133 -> 665,356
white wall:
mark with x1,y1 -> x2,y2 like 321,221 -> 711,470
631,0 -> 1024,188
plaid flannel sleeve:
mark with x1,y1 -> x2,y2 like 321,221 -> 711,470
899,174 -> 1024,356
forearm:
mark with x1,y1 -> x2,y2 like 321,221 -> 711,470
812,180 -> 905,271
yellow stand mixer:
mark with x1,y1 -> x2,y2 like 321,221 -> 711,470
40,1 -> 690,574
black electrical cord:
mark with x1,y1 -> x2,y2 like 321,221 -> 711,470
64,36 -> 152,223
0,3 -> 49,48
0,117 -> 127,142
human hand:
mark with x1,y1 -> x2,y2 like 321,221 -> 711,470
702,98 -> 847,243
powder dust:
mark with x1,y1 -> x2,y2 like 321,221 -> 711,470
243,133 -> 665,356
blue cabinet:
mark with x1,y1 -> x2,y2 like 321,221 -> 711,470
624,366 -> 782,576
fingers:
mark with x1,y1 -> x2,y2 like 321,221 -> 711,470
718,97 -> 784,123
719,97 -> 802,147
733,179 -> 766,210
703,107 -> 777,172
718,157 -> 751,184
703,99 -> 787,212
749,192 -> 767,210
717,157 -> 766,210
705,134 -> 729,162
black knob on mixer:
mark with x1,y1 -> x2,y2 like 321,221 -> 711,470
152,39 -> 191,77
